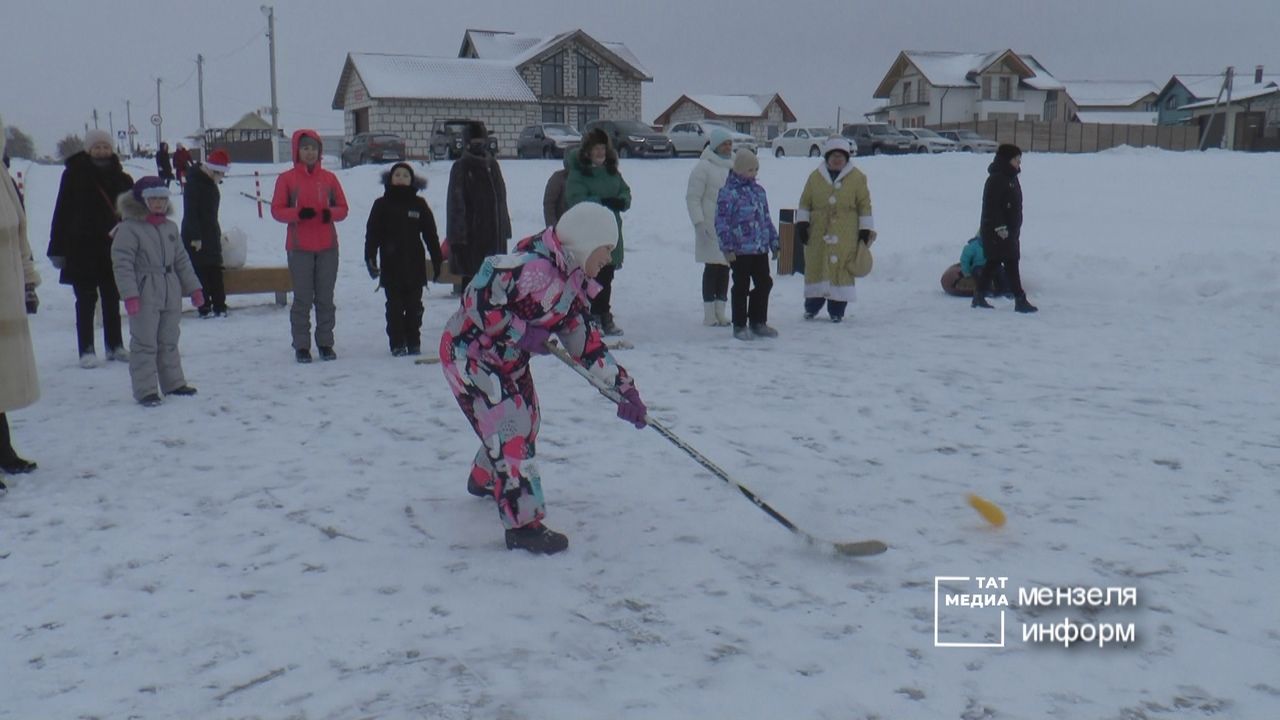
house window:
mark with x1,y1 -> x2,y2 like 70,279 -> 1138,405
1165,95 -> 1177,109
903,80 -> 912,105
541,53 -> 564,97
577,52 -> 599,97
982,76 -> 993,100
736,121 -> 751,134
1044,90 -> 1059,121
542,105 -> 565,123
767,124 -> 779,139
576,105 -> 599,131
999,77 -> 1012,101
918,84 -> 929,103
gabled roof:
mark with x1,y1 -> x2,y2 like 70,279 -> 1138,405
1179,82 -> 1280,110
1062,80 -> 1160,108
652,93 -> 798,126
332,53 -> 537,109
1159,73 -> 1280,102
459,28 -> 652,81
873,50 -> 1056,98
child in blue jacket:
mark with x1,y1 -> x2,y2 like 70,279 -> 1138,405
715,150 -> 779,340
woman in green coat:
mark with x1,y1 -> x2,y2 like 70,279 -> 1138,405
565,128 -> 631,336
795,137 -> 876,322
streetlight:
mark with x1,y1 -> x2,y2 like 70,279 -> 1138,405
261,4 -> 279,161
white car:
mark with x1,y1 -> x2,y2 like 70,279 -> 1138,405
667,120 -> 758,156
901,128 -> 959,154
770,126 -> 835,157
938,129 -> 999,153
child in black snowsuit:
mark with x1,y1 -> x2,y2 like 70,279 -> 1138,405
365,163 -> 443,356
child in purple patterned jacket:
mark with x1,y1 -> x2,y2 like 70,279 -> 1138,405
715,150 -> 779,340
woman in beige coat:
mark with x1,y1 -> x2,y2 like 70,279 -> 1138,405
685,127 -> 735,326
795,137 -> 875,322
0,115 -> 42,486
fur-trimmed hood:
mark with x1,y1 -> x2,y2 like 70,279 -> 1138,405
380,162 -> 427,192
117,190 -> 173,221
574,128 -> 619,175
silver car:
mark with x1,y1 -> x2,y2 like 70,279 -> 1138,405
667,120 -> 757,156
901,128 -> 959,154
939,130 -> 999,153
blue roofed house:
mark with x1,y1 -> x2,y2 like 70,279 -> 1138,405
1155,66 -> 1280,125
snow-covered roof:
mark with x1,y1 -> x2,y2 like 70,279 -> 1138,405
876,50 -> 1061,97
1063,81 -> 1159,108
1166,73 -> 1280,101
1178,82 -> 1280,110
652,93 -> 797,126
461,28 -> 651,80
1074,111 -> 1158,125
333,54 -> 537,108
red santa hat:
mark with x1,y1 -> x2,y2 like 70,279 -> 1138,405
204,149 -> 231,174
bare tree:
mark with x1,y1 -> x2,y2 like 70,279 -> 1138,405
57,134 -> 84,160
4,125 -> 36,159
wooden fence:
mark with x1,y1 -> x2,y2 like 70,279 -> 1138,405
933,120 -> 1199,153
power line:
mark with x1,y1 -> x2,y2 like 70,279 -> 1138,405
207,25 -> 266,63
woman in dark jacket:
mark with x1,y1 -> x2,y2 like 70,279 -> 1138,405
564,128 -> 630,335
366,163 -> 443,356
974,143 -> 1037,313
446,140 -> 511,290
181,149 -> 231,317
47,128 -> 134,366
155,142 -> 175,187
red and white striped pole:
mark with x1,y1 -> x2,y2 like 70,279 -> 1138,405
254,170 -> 263,219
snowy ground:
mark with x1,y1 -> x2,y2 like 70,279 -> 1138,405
2,148 -> 1279,719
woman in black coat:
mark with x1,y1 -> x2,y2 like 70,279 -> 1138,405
365,163 -> 443,355
155,142 -> 175,187
445,140 -> 511,289
47,130 -> 134,365
181,156 -> 228,317
974,143 -> 1037,313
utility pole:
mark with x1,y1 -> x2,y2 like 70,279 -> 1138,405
92,108 -> 99,129
197,54 -> 206,142
156,77 -> 163,149
262,5 -> 280,161
109,111 -> 115,152
126,99 -> 134,155
1222,66 -> 1236,150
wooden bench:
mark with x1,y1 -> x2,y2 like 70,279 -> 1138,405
223,266 -> 292,306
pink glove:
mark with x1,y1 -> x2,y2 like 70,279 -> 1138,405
124,297 -> 142,316
191,290 -> 205,308
616,387 -> 647,429
515,323 -> 552,355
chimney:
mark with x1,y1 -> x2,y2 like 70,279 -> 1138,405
1256,65 -> 1264,84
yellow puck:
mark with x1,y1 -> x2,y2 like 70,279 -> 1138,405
967,494 -> 1006,527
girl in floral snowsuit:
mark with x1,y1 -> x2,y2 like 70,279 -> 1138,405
439,203 -> 648,555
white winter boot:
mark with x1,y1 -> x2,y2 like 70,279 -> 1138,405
713,300 -> 730,326
703,302 -> 718,327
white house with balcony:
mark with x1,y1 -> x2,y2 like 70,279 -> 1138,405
869,50 -> 1066,128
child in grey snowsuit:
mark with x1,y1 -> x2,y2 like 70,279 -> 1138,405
111,177 -> 204,406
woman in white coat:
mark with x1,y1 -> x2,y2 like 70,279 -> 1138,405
685,127 -> 734,326
0,115 -> 41,486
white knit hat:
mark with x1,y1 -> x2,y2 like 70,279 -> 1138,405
555,202 -> 617,269
823,137 -> 852,159
84,128 -> 113,151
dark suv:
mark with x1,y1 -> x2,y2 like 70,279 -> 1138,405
430,119 -> 499,160
841,123 -> 912,156
340,133 -> 406,168
583,119 -> 673,158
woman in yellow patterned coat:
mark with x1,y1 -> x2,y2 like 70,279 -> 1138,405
795,137 -> 876,322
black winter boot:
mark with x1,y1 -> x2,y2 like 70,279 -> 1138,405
1014,296 -> 1039,313
505,522 -> 569,555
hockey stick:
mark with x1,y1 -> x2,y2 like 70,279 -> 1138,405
545,341 -> 887,557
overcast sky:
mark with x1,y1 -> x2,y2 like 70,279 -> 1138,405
4,0 -> 1278,155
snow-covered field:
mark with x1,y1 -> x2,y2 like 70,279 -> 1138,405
3,147 -> 1279,719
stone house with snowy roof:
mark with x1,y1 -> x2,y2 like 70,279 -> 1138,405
651,94 -> 797,142
332,28 -> 652,158
869,50 -> 1067,128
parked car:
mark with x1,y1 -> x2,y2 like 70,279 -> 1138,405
515,123 -> 582,159
770,126 -> 835,157
430,119 -> 498,160
667,120 -> 757,156
841,122 -> 912,155
583,119 -> 673,158
900,128 -> 959,154
340,133 -> 406,168
938,129 -> 999,153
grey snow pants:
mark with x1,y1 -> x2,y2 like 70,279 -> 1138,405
287,247 -> 339,350
128,303 -> 186,400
